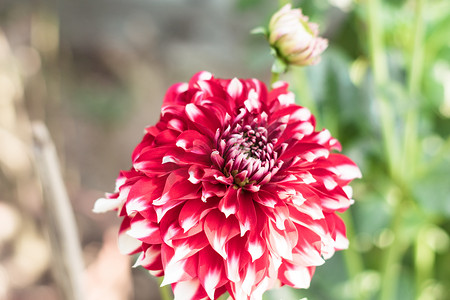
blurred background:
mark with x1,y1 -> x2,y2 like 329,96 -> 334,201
0,0 -> 449,299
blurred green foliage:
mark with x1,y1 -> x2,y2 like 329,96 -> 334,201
10,0 -> 445,299
68,78 -> 132,125
245,0 -> 450,299
56,0 -> 449,298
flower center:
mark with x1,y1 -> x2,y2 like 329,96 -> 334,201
216,116 -> 284,189
234,125 -> 270,159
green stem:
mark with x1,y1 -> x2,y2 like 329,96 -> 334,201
366,0 -> 407,299
291,68 -> 319,122
340,211 -> 365,300
278,0 -> 291,7
402,0 -> 425,182
366,0 -> 399,180
414,226 -> 435,299
406,1 -> 429,298
367,0 -> 388,85
158,278 -> 173,300
378,96 -> 399,179
408,0 -> 425,97
379,188 -> 407,300
217,293 -> 231,300
271,71 -> 280,85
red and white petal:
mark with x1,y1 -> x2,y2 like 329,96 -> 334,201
162,82 -> 189,105
127,214 -> 162,244
316,185 -> 352,212
235,190 -> 257,236
288,205 -> 328,237
319,153 -> 362,182
187,165 -> 205,184
218,187 -> 239,217
170,234 -> 209,265
176,130 -> 212,155
160,211 -> 189,246
201,182 -> 226,202
189,71 -> 213,87
133,245 -> 163,272
160,257 -> 197,286
185,103 -> 220,137
172,279 -> 208,300
224,237 -> 250,283
155,201 -> 188,225
178,199 -> 215,233
253,190 -> 278,208
243,89 -> 262,113
204,210 -> 240,259
92,197 -> 122,213
227,78 -> 244,100
240,263 -> 256,296
261,203 -> 289,230
154,170 -> 200,206
325,213 -> 349,250
294,188 -> 324,220
279,263 -> 315,289
161,245 -> 198,286
125,176 -> 163,207
238,254 -> 267,297
291,227 -> 325,267
198,248 -> 227,299
246,234 -> 265,263
281,142 -> 329,162
267,221 -> 297,260
118,220 -> 142,255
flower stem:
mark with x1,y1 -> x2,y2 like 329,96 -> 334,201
414,226 -> 435,299
366,0 -> 399,179
158,278 -> 173,300
340,211 -> 365,300
406,0 -> 429,298
365,0 -> 408,299
379,187 -> 407,300
407,0 -> 425,97
292,68 -> 319,117
271,71 -> 280,85
367,0 -> 388,86
402,0 -> 425,182
278,0 -> 291,7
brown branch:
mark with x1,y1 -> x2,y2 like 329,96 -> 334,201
32,121 -> 85,300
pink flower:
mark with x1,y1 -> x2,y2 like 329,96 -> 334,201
94,72 -> 361,300
269,4 -> 328,66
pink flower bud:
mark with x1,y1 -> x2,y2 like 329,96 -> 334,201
269,4 -> 328,66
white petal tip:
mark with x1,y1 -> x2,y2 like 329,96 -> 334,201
92,197 -> 121,213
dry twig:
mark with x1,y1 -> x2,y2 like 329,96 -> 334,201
32,121 -> 85,300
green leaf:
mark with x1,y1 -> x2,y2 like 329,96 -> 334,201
412,159 -> 450,217
271,57 -> 288,74
269,47 -> 277,57
250,26 -> 268,37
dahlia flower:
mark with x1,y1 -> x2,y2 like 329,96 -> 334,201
94,71 -> 361,300
269,4 -> 328,67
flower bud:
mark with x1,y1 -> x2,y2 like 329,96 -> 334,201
269,4 -> 328,67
